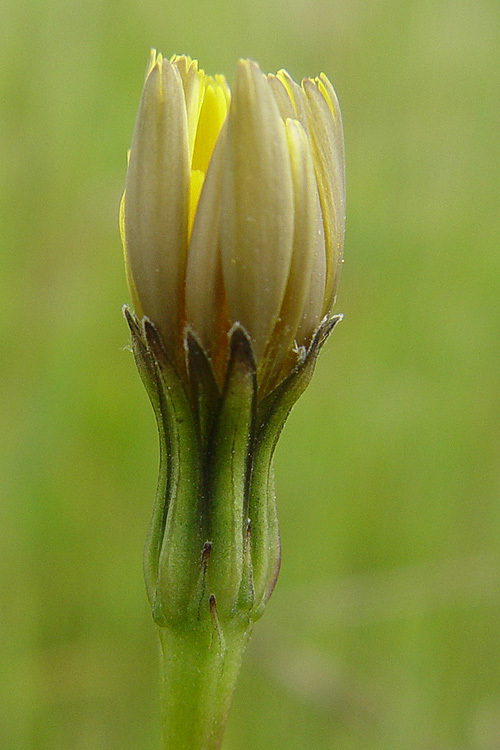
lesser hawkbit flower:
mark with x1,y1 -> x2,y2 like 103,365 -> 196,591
121,52 -> 345,750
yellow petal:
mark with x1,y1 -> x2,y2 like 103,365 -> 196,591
123,58 -> 190,358
220,59 -> 295,364
192,79 -> 229,174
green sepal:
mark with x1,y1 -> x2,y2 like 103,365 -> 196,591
143,319 -> 205,625
248,314 -> 343,617
125,306 -> 341,628
124,307 -> 170,609
125,308 -> 204,627
236,519 -> 254,614
206,325 -> 257,618
186,328 -> 221,448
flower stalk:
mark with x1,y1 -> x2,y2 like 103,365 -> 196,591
158,612 -> 253,750
121,51 -> 345,749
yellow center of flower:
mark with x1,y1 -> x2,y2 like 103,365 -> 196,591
170,56 -> 230,238
188,78 -> 228,236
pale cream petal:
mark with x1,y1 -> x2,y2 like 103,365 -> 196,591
294,206 -> 327,347
267,74 -> 295,120
123,58 -> 190,358
172,56 -> 204,163
215,74 -> 231,108
185,126 -> 228,379
188,168 -> 205,238
317,73 -> 345,190
220,59 -> 294,364
170,54 -> 191,74
119,190 -> 143,317
302,77 -> 345,314
276,69 -> 308,127
261,118 -> 326,390
144,48 -> 158,81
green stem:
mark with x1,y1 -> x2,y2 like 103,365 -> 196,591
158,617 -> 253,750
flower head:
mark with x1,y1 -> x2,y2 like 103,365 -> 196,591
121,52 -> 345,395
121,58 -> 346,742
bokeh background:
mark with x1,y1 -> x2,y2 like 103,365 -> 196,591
2,0 -> 500,747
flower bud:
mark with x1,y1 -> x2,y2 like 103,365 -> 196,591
121,52 -> 345,394
121,55 -> 346,747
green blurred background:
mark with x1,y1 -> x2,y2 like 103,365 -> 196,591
1,0 -> 500,747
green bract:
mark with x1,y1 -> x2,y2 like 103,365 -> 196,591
125,307 -> 342,627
